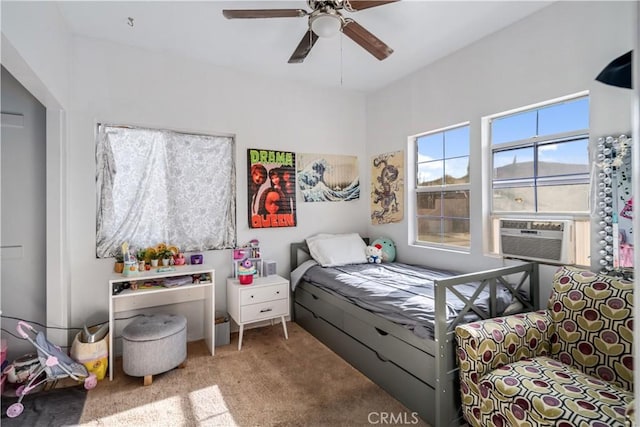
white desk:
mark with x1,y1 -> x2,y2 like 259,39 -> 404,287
108,265 -> 215,380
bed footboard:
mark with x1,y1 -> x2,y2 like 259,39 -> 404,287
432,262 -> 539,427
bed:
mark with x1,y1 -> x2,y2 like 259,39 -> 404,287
290,235 -> 539,427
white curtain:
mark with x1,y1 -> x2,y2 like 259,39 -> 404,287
96,125 -> 236,258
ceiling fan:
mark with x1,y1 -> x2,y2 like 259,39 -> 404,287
222,1 -> 398,63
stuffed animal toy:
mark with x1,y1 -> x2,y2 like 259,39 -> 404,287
4,353 -> 40,384
365,244 -> 383,264
371,237 -> 396,262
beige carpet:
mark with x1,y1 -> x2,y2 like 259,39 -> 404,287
79,322 -> 429,426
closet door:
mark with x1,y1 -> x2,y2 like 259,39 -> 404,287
1,66 -> 46,361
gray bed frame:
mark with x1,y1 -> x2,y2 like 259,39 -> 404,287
290,241 -> 539,427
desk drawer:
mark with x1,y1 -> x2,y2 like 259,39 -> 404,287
240,298 -> 288,322
240,283 -> 288,305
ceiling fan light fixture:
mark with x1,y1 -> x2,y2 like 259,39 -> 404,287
310,13 -> 342,38
223,1 -> 396,63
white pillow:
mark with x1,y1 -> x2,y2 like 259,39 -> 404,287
306,233 -> 367,267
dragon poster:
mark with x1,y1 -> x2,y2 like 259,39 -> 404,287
297,153 -> 359,202
247,149 -> 296,229
371,151 -> 403,224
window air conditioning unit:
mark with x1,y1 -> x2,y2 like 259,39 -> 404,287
499,218 -> 575,264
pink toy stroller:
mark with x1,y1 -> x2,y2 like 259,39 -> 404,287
5,321 -> 97,418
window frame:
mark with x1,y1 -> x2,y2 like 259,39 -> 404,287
483,92 -> 591,264
491,131 -> 591,214
409,122 -> 471,251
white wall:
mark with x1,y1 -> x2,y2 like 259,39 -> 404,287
1,1 -> 71,109
67,37 -> 368,335
365,1 -> 636,303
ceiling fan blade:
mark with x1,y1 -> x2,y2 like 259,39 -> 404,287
288,29 -> 320,64
341,19 -> 393,61
343,1 -> 400,12
222,9 -> 307,19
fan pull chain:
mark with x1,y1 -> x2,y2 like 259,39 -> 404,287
340,33 -> 343,87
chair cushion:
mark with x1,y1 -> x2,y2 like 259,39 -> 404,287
480,356 -> 633,427
548,266 -> 633,392
456,311 -> 553,427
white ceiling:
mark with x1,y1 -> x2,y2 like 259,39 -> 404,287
56,1 -> 554,93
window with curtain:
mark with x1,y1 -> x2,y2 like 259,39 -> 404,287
96,124 -> 236,258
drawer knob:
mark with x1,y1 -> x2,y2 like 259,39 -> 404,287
260,308 -> 273,313
276,291 -> 280,294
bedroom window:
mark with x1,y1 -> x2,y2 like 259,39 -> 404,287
412,124 -> 470,249
486,93 -> 591,264
96,124 -> 236,258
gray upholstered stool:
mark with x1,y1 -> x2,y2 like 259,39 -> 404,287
122,313 -> 187,386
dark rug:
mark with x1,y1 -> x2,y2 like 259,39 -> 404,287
1,385 -> 87,427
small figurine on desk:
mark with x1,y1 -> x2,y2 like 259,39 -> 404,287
174,252 -> 186,266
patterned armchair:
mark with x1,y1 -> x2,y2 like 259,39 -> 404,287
456,266 -> 634,427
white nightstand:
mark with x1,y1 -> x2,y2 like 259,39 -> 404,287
226,275 -> 289,350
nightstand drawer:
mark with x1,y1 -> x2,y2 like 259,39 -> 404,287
240,299 -> 288,322
240,283 -> 288,305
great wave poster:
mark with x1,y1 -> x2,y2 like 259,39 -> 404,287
297,153 -> 359,202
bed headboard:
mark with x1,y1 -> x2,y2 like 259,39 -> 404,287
290,237 -> 370,271
290,241 -> 311,271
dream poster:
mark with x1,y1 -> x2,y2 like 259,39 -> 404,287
247,149 -> 296,229
297,153 -> 359,202
371,151 -> 403,224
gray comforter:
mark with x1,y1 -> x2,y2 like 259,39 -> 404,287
298,262 -> 516,339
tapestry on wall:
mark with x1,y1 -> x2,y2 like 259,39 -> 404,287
247,149 -> 296,229
614,148 -> 633,269
296,153 -> 359,202
370,151 -> 403,225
